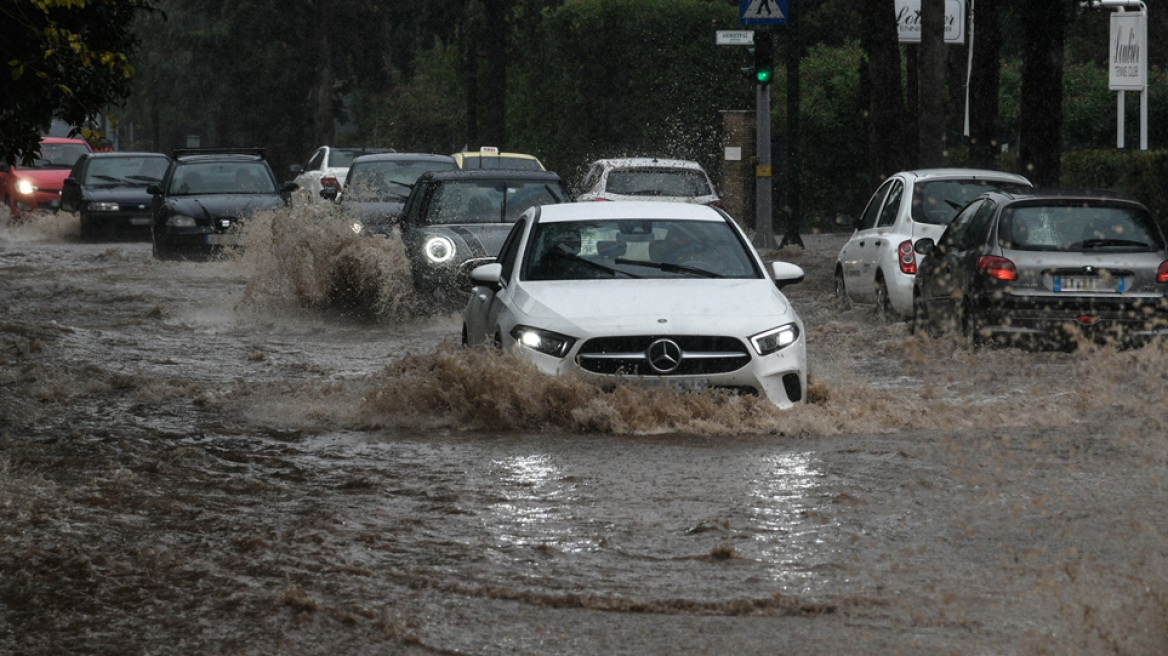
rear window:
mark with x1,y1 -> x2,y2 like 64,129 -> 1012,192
999,203 -> 1164,252
425,180 -> 567,224
605,168 -> 712,197
168,161 -> 276,195
911,179 -> 1023,225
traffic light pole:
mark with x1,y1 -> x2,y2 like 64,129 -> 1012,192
752,30 -> 776,251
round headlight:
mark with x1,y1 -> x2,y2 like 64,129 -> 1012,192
423,235 -> 456,263
15,179 -> 36,196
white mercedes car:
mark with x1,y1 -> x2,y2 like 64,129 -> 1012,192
461,201 -> 808,408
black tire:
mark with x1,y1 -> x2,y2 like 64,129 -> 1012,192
833,268 -> 852,311
874,277 -> 892,323
911,290 -> 931,337
961,299 -> 983,347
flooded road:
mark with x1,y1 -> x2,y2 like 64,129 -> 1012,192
2,208 -> 1167,655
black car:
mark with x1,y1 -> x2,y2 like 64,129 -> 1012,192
397,169 -> 571,298
912,188 -> 1168,347
61,151 -> 171,240
322,152 -> 458,236
148,148 -> 297,260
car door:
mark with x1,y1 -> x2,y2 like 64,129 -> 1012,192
465,216 -> 527,345
918,199 -> 995,324
839,177 -> 897,303
60,154 -> 90,213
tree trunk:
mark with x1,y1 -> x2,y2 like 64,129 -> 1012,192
861,0 -> 908,185
969,0 -> 1002,168
1019,0 -> 1064,186
477,0 -> 509,148
918,0 -> 946,168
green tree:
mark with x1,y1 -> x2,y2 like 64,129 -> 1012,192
0,0 -> 156,164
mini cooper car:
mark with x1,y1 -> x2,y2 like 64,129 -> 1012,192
912,188 -> 1168,346
397,168 -> 571,298
835,168 -> 1032,320
461,201 -> 808,408
61,151 -> 171,239
575,157 -> 722,207
148,148 -> 297,260
2,137 -> 93,217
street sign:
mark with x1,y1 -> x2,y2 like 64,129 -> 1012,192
1109,11 -> 1147,90
896,0 -> 966,44
740,0 -> 788,26
717,30 -> 755,46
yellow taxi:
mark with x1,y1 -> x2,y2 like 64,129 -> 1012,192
451,146 -> 545,171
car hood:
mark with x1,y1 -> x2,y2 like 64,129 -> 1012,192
513,278 -> 797,335
13,169 -> 71,191
167,194 -> 284,218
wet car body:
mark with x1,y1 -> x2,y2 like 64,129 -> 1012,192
61,152 -> 171,239
912,188 -> 1168,346
289,145 -> 394,205
451,147 -> 545,171
149,148 -> 297,260
398,168 -> 571,298
2,137 -> 93,216
575,157 -> 722,207
835,168 -> 1033,320
328,153 -> 458,236
462,201 -> 808,408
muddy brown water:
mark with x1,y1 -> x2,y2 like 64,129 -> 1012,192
2,207 -> 1167,655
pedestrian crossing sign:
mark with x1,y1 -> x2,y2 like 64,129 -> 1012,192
740,0 -> 788,26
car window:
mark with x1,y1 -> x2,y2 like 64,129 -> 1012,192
605,169 -> 711,197
424,180 -> 567,225
345,160 -> 456,202
937,199 -> 984,250
83,156 -> 169,185
168,161 -> 276,195
524,219 -> 760,281
857,179 -> 893,231
999,203 -> 1163,252
959,200 -> 998,250
876,179 -> 904,228
497,217 -> 527,285
307,149 -> 325,171
911,179 -> 1023,225
16,142 -> 91,170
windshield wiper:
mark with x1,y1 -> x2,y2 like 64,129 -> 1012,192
550,250 -> 640,278
1080,238 -> 1151,250
127,175 -> 161,182
614,258 -> 722,278
92,174 -> 125,183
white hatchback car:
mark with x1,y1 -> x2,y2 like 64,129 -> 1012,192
462,201 -> 808,408
575,158 -> 722,207
834,168 -> 1032,320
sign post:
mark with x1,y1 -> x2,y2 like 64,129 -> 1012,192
739,0 -> 788,250
1084,1 -> 1148,150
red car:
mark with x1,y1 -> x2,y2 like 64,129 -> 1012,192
2,137 -> 93,217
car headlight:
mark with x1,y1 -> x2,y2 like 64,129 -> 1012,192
423,235 -> 456,263
15,180 -> 36,195
350,222 -> 364,235
750,323 -> 800,356
89,201 -> 120,212
510,325 -> 576,358
166,214 -> 198,228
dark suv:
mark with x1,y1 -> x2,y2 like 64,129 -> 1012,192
148,148 -> 297,260
397,169 -> 571,298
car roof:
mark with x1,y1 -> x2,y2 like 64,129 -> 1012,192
897,168 -> 1032,184
350,153 -> 455,165
420,169 -> 563,183
534,200 -> 727,224
84,151 -> 169,159
591,157 -> 706,171
40,136 -> 89,145
979,187 -> 1148,205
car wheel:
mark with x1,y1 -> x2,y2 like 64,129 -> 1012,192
461,324 -> 469,347
874,277 -> 892,323
833,268 -> 852,311
492,331 -> 503,349
911,290 -> 931,337
961,299 -> 983,347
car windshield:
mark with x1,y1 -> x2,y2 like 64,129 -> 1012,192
426,180 -> 567,224
167,161 -> 276,195
523,218 -> 761,281
16,142 -> 91,170
460,155 -> 542,171
83,156 -> 169,186
999,203 -> 1164,252
605,168 -> 712,197
344,160 -> 456,202
911,179 -> 1022,225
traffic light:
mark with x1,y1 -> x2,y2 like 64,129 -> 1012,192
753,32 -> 773,85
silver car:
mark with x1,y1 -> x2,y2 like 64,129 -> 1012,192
835,168 -> 1032,320
912,188 -> 1168,346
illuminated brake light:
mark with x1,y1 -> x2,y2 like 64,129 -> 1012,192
1158,261 -> 1168,284
898,240 -> 916,275
707,200 -> 725,208
321,177 -> 341,189
976,255 -> 1017,281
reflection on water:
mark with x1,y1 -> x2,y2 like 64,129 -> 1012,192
746,452 -> 825,587
488,453 -> 596,554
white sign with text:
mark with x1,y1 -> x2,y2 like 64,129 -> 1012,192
896,0 -> 966,45
1109,12 -> 1147,91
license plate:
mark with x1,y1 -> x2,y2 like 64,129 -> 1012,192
668,378 -> 711,394
1054,276 -> 1120,292
129,217 -> 151,226
206,233 -> 240,246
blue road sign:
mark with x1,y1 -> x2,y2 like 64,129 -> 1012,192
740,0 -> 788,26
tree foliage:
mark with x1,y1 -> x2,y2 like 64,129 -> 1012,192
0,0 -> 155,164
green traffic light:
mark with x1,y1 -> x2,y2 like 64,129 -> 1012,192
756,68 -> 773,84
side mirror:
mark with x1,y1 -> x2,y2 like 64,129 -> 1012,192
63,177 -> 79,187
469,262 -> 503,292
914,238 -> 936,256
146,184 -> 162,196
770,261 -> 805,289
290,164 -> 303,174
319,187 -> 339,202
281,181 -> 299,194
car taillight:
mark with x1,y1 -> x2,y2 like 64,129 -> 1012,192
321,176 -> 341,189
1157,261 -> 1168,283
707,200 -> 725,209
976,255 -> 1017,281
898,240 -> 916,275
